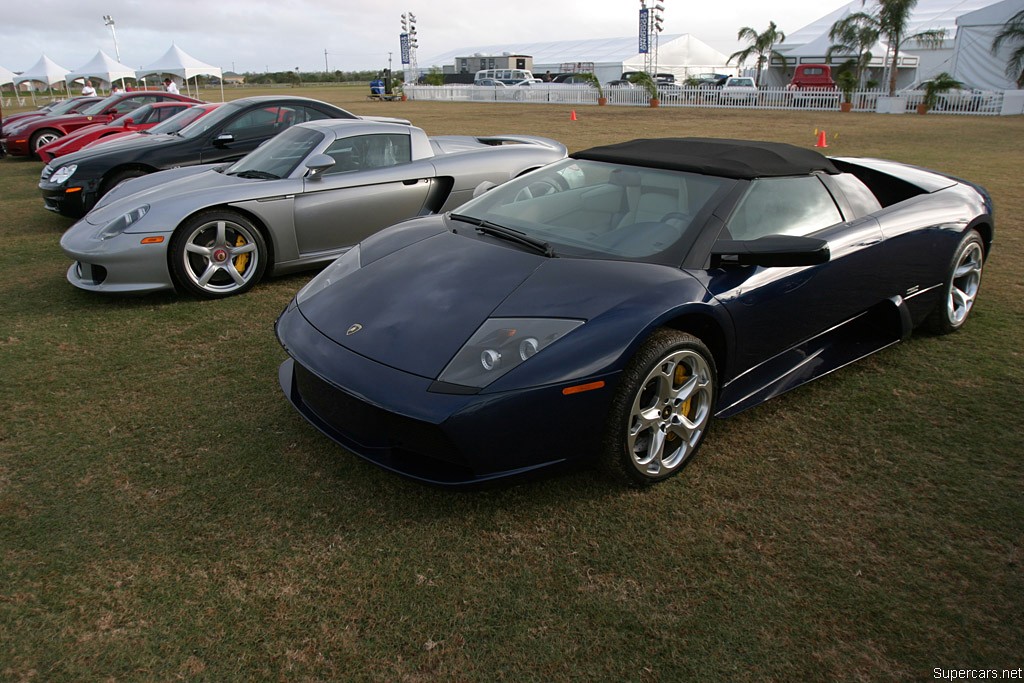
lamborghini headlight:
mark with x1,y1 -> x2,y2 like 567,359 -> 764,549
96,205 -> 150,240
50,164 -> 78,185
295,246 -> 361,305
438,318 -> 584,388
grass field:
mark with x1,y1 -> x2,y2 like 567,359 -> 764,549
1,86 -> 1022,681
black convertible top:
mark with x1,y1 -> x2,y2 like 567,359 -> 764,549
571,138 -> 840,179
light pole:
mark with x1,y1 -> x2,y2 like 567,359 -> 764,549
400,12 -> 419,84
103,15 -> 121,63
638,1 -> 664,77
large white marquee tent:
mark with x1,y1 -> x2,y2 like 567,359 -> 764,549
65,50 -> 138,91
136,45 -> 224,100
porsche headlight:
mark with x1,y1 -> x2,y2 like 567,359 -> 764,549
438,318 -> 584,388
50,164 -> 78,185
95,205 -> 150,240
295,246 -> 361,305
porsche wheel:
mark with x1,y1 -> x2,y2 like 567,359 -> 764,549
31,129 -> 62,153
603,329 -> 716,486
926,230 -> 984,334
169,211 -> 267,298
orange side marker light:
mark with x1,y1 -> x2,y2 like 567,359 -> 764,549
562,380 -> 605,396
140,236 -> 164,244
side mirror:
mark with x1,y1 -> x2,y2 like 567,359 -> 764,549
305,154 -> 336,178
214,132 -> 235,146
123,118 -> 134,127
473,181 -> 497,198
711,235 -> 830,268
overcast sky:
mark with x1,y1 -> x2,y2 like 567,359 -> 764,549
1,0 -> 851,75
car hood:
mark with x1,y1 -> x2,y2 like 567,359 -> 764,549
84,165 -> 290,227
296,216 -> 697,380
55,133 -> 182,169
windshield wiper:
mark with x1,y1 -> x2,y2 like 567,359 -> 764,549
450,213 -> 556,258
230,169 -> 280,180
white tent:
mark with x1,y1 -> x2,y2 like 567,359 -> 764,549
13,55 -> 70,102
949,0 -> 1022,89
774,0 -> 1007,89
65,50 -> 137,92
1,65 -> 20,106
136,45 -> 224,101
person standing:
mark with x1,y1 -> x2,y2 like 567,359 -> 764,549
163,78 -> 179,94
81,79 -> 96,96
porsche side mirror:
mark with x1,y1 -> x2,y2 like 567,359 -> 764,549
473,180 -> 497,197
711,235 -> 830,268
305,154 -> 336,177
214,132 -> 235,146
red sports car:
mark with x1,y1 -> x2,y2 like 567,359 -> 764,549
0,96 -> 103,135
1,91 -> 202,158
79,103 -> 221,152
36,101 -> 198,163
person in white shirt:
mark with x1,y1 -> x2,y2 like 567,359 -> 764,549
163,78 -> 179,94
81,80 -> 96,96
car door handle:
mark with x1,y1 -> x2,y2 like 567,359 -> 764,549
403,179 -> 425,186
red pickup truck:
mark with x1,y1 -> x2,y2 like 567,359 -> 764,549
786,64 -> 840,108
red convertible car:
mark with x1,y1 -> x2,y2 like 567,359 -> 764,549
1,91 -> 202,158
37,101 -> 199,163
79,103 -> 221,152
0,96 -> 102,135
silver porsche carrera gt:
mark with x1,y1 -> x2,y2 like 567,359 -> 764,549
59,119 -> 567,298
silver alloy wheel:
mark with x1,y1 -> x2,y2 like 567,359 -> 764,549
627,348 -> 713,478
180,218 -> 260,294
946,240 -> 983,326
33,131 -> 61,150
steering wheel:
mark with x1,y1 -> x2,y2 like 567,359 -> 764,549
513,174 -> 570,202
661,212 -> 691,226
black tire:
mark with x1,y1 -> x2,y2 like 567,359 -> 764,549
100,168 -> 148,197
602,329 -> 716,486
169,210 -> 268,299
925,230 -> 985,335
31,129 -> 62,155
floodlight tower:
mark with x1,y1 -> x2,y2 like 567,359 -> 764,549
651,3 -> 665,77
103,14 -> 121,63
400,12 -> 419,84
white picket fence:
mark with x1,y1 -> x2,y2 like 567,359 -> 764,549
404,84 -> 1007,116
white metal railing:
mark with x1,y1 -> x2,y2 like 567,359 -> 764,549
404,84 -> 1006,115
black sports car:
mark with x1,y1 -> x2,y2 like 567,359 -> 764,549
276,138 -> 993,487
38,96 -> 363,217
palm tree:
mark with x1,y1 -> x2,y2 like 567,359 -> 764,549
826,14 -> 880,87
728,21 -> 787,87
873,0 -> 946,95
992,9 -> 1024,87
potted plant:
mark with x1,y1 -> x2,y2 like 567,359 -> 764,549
628,72 -> 660,107
919,72 -> 963,114
837,70 -> 857,112
576,72 -> 606,105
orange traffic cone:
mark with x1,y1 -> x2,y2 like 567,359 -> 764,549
815,130 -> 828,148
570,110 -> 577,121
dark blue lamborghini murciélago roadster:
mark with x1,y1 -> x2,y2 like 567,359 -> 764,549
276,138 -> 993,487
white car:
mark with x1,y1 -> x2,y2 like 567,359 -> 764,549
719,77 -> 758,105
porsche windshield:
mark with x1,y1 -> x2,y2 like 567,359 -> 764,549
454,159 -> 732,260
224,126 -> 324,179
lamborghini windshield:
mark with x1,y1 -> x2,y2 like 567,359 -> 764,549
453,158 -> 732,261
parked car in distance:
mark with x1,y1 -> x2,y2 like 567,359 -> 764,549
36,101 -> 198,163
719,77 -> 758,104
786,64 -> 840,108
275,137 -> 993,487
39,96 -> 365,218
78,103 -> 221,152
2,91 -> 202,157
899,79 -> 998,112
59,119 -> 567,298
0,96 -> 103,135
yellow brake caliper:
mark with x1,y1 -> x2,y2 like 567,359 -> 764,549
233,234 -> 250,274
668,362 -> 692,442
